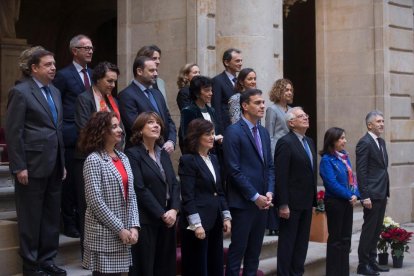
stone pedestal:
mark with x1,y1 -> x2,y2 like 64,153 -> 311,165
0,38 -> 28,127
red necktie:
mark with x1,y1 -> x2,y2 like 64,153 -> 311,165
82,68 -> 91,90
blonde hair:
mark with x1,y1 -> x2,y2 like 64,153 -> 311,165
177,63 -> 198,89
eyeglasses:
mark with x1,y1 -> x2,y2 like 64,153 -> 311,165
296,113 -> 309,119
75,46 -> 94,52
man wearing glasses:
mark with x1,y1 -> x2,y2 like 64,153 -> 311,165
53,34 -> 94,239
274,107 -> 317,276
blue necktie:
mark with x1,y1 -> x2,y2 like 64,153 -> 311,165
144,89 -> 160,114
302,137 -> 313,167
43,86 -> 57,125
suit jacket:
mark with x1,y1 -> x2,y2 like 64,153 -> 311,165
124,144 -> 180,225
356,133 -> 389,200
83,150 -> 140,253
5,78 -> 65,177
118,82 -> 176,146
265,103 -> 291,158
275,131 -> 317,210
223,119 -> 275,209
53,63 -> 92,147
179,154 -> 229,231
176,86 -> 192,112
212,71 -> 236,133
180,103 -> 220,139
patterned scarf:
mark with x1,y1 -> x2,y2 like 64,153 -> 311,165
336,151 -> 358,192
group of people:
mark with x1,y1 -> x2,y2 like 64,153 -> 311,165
4,33 -> 390,276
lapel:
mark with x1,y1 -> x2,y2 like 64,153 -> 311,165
30,80 -> 56,127
289,131 -> 313,170
366,133 -> 386,167
133,83 -> 165,119
69,64 -> 86,92
194,154 -> 218,190
101,150 -> 127,202
137,144 -> 166,185
221,71 -> 234,92
240,120 -> 264,163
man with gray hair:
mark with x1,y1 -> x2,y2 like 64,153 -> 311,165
53,34 -> 94,238
356,110 -> 390,275
275,106 -> 317,276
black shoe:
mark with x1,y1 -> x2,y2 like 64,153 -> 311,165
40,264 -> 66,276
23,269 -> 49,276
357,264 -> 379,275
370,262 -> 390,272
63,226 -> 80,238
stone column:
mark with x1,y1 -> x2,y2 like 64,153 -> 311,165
0,38 -> 28,127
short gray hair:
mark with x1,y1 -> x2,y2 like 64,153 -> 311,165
365,110 -> 384,127
285,106 -> 303,129
69,34 -> 91,51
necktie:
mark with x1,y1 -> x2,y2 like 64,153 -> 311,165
43,86 -> 57,125
377,138 -> 386,162
82,68 -> 91,90
144,89 -> 160,113
252,126 -> 263,159
302,137 -> 313,167
232,77 -> 237,86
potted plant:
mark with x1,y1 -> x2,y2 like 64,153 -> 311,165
310,190 -> 328,242
381,226 -> 413,268
377,216 -> 400,265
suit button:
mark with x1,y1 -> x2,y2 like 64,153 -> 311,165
213,192 -> 217,196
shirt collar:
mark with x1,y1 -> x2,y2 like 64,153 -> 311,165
73,61 -> 87,72
133,79 -> 152,92
368,131 -> 379,140
32,77 -> 46,89
225,70 -> 236,82
293,130 -> 305,141
241,114 -> 258,130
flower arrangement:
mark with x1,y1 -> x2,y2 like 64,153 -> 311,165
378,216 -> 399,253
315,190 -> 325,213
377,216 -> 413,258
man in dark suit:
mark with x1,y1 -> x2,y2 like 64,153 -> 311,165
6,48 -> 66,276
212,48 -> 243,133
53,34 -> 93,238
223,89 -> 275,276
275,106 -> 317,276
118,56 -> 176,152
356,110 -> 390,276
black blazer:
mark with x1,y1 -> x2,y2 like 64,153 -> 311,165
179,154 -> 229,231
118,82 -> 177,146
356,133 -> 389,200
53,63 -> 92,147
125,144 -> 180,225
5,78 -> 65,177
212,71 -> 235,133
275,131 -> 317,210
176,86 -> 192,112
180,103 -> 220,138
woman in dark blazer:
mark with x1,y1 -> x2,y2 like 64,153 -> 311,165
74,61 -> 122,250
79,111 -> 139,275
125,112 -> 180,276
319,127 -> 360,276
179,118 -> 231,276
180,76 -> 223,154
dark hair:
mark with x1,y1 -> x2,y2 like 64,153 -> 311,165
130,111 -> 165,146
319,127 -> 345,156
78,111 -> 118,155
222,48 -> 241,68
240,88 -> 263,113
235,68 -> 255,92
132,56 -> 152,77
136,45 -> 162,59
27,48 -> 54,73
91,61 -> 120,84
189,76 -> 212,101
184,119 -> 214,154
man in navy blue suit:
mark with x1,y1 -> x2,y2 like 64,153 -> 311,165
223,89 -> 275,276
53,34 -> 93,238
212,48 -> 243,133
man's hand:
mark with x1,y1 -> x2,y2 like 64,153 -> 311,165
223,219 -> 231,234
255,195 -> 271,210
215,134 -> 224,144
162,209 -> 177,228
17,169 -> 28,185
362,198 -> 372,209
163,141 -> 175,154
195,226 -> 206,240
62,167 -> 67,181
279,206 -> 290,219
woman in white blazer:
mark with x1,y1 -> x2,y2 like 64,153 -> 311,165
78,111 -> 140,275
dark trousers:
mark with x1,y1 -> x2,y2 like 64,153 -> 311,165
226,206 -> 267,276
61,146 -> 78,230
74,158 -> 86,251
181,216 -> 224,276
358,198 -> 387,265
325,197 -> 353,276
129,223 -> 176,276
266,206 -> 280,231
277,208 -> 312,276
15,164 -> 62,270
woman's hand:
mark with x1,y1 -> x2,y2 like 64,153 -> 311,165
129,228 -> 139,244
349,195 -> 358,206
223,219 -> 231,234
119,229 -> 131,244
195,226 -> 206,240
